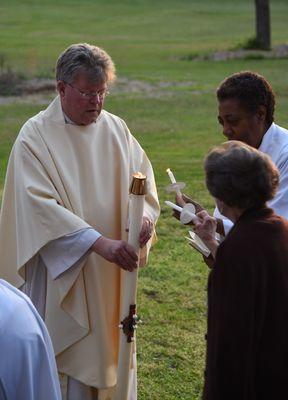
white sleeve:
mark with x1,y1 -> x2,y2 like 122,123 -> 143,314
268,158 -> 288,219
39,228 -> 101,280
213,206 -> 234,235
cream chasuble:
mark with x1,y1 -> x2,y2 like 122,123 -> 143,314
0,96 -> 160,390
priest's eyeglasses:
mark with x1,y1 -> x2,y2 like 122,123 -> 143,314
65,82 -> 109,100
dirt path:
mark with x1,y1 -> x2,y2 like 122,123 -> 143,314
0,77 -> 200,104
2,43 -> 287,104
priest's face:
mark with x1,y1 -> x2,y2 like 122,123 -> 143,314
57,73 -> 108,126
218,98 -> 266,149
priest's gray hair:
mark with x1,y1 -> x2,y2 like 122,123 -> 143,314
204,141 -> 279,209
56,43 -> 116,84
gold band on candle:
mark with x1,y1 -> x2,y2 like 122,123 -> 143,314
130,172 -> 147,195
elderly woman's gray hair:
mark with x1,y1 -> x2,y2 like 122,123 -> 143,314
204,141 -> 279,209
56,43 -> 116,84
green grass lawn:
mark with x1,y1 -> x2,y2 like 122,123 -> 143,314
1,0 -> 288,398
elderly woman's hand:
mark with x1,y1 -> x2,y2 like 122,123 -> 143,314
194,210 -> 217,240
194,211 -> 219,258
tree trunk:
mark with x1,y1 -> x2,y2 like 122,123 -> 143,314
255,0 -> 271,50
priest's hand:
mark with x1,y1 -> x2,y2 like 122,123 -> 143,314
92,237 -> 138,271
139,216 -> 153,248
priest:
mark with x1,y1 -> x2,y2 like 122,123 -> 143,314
0,43 -> 160,399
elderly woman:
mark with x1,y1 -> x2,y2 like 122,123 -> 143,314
194,141 -> 288,400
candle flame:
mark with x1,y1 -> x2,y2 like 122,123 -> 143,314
133,172 -> 146,179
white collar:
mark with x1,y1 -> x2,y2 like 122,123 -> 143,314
258,122 -> 274,152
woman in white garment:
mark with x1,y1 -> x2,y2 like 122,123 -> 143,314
176,71 -> 288,267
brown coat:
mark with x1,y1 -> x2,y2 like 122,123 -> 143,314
204,206 -> 288,400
